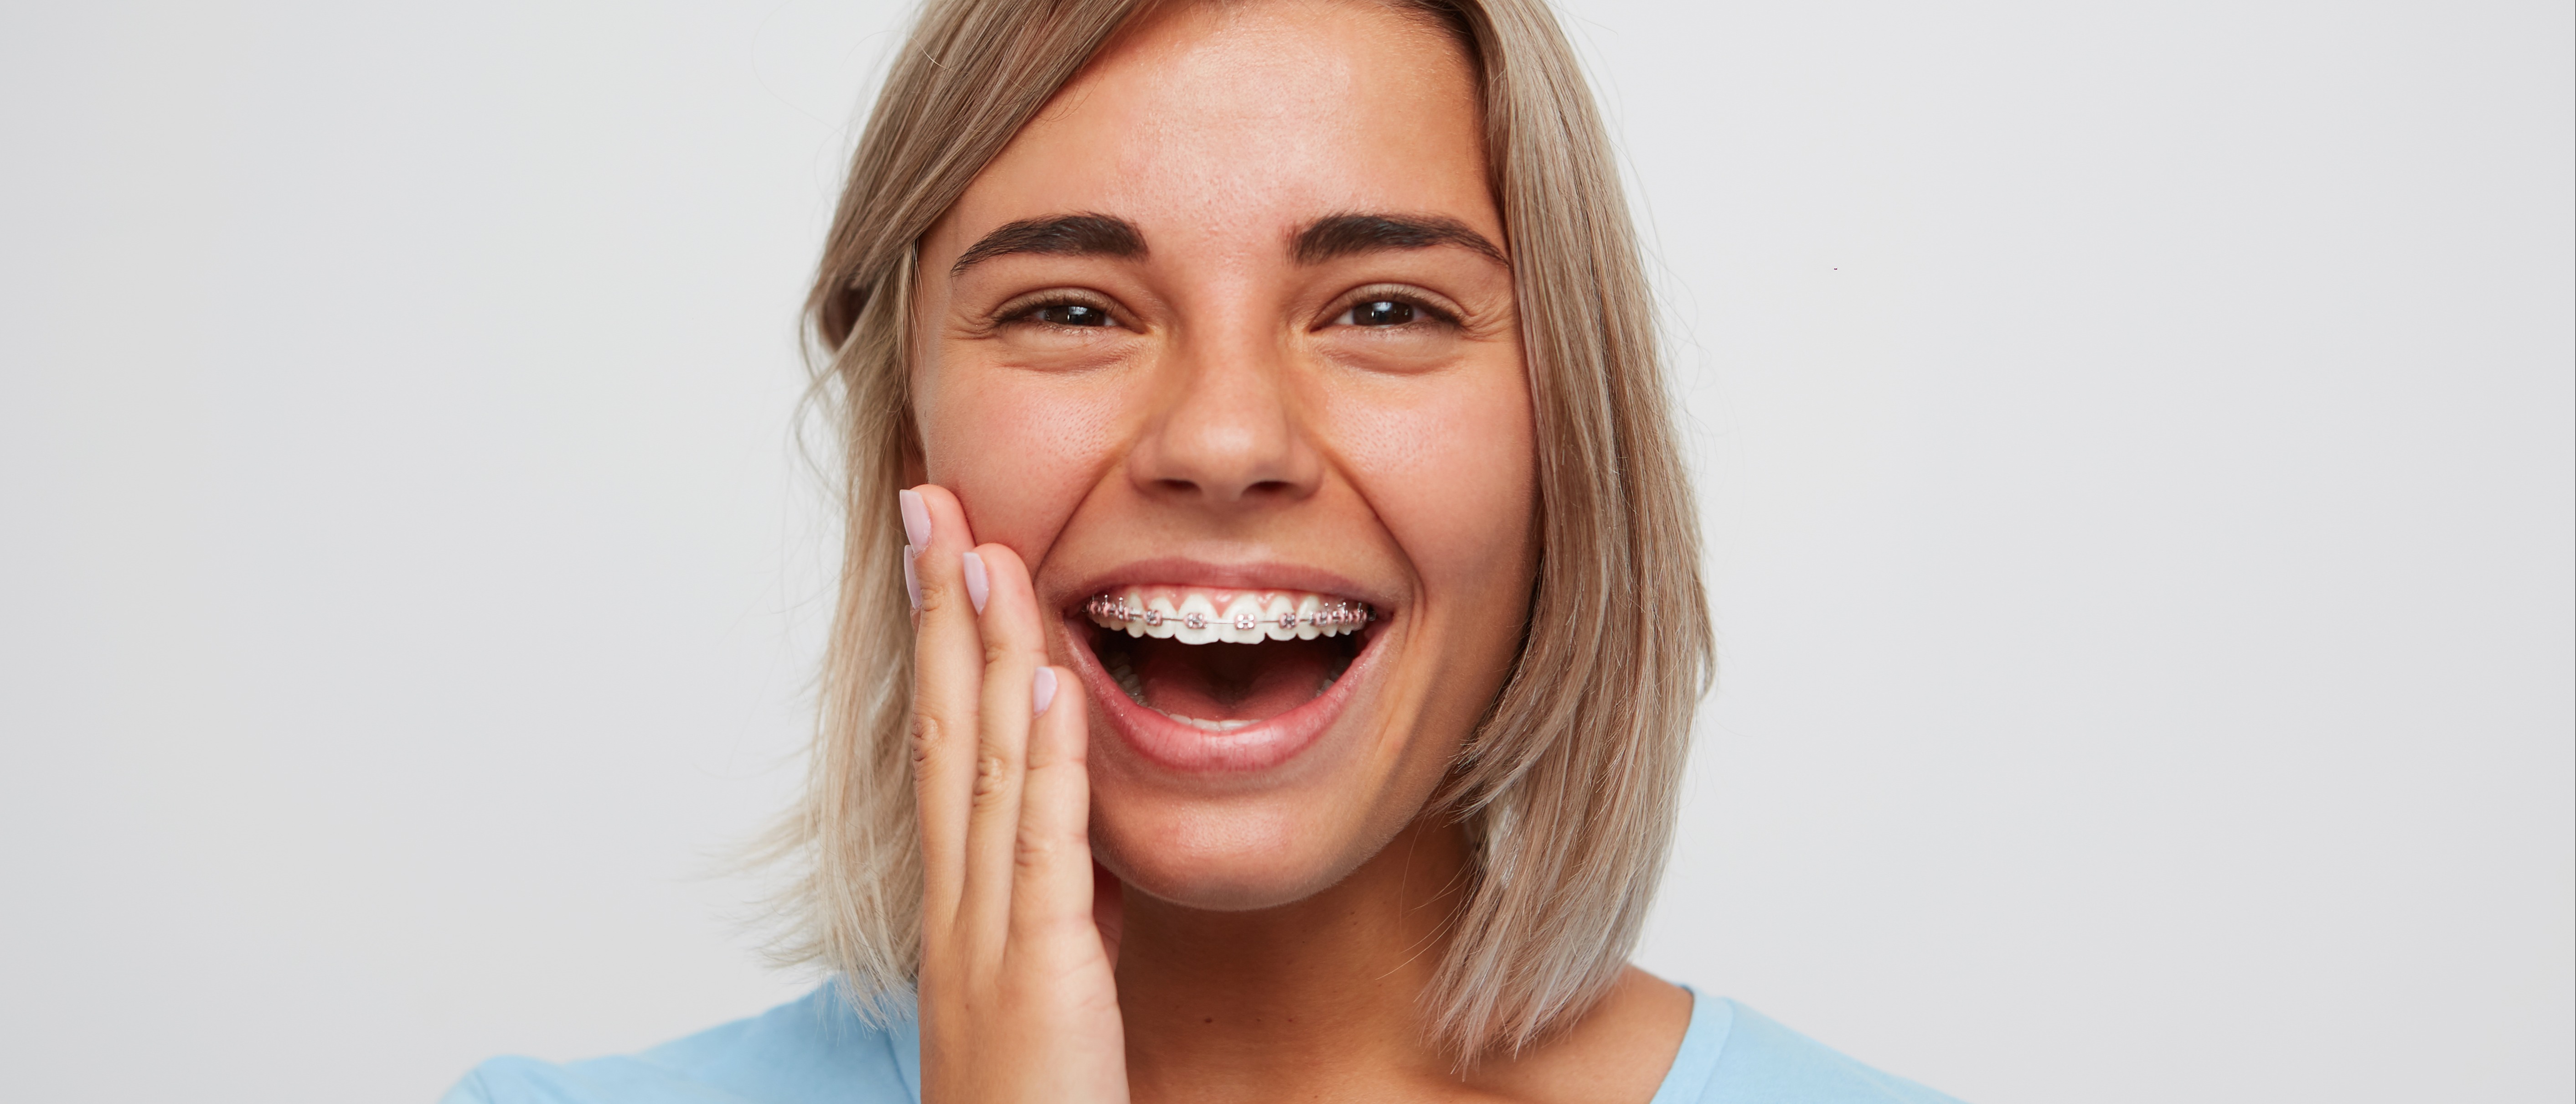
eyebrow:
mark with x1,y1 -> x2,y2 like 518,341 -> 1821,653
948,210 -> 1507,276
950,213 -> 1146,276
1293,213 -> 1507,267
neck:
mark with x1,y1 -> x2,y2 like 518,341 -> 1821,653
1115,817 -> 1472,1104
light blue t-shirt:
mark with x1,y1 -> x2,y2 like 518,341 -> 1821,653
444,985 -> 1963,1104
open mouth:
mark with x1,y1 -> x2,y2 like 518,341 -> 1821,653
1080,586 -> 1374,732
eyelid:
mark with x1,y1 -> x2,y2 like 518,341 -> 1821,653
990,288 -> 1130,329
1322,284 -> 1465,328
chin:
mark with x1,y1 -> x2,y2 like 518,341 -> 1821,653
1087,793 -> 1386,912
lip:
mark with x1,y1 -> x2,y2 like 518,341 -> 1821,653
1058,558 -> 1393,775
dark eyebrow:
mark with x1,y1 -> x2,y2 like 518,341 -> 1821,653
950,213 -> 1146,276
1292,213 -> 1507,267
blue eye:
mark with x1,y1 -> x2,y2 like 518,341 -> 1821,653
1342,300 -> 1416,327
1033,303 -> 1111,327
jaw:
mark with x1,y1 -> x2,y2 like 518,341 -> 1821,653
1110,814 -> 1475,974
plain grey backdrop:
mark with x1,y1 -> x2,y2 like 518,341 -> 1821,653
3,1 -> 2568,1101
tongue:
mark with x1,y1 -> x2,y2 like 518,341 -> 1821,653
1132,637 -> 1339,722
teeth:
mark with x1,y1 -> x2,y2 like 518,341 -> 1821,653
1084,586 -> 1373,644
1083,586 -> 1372,729
1220,595 -> 1266,644
1103,653 -> 1148,705
1174,593 -> 1220,645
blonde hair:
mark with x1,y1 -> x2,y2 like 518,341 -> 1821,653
768,0 -> 1711,1057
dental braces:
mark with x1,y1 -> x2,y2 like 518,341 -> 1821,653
1084,594 -> 1374,632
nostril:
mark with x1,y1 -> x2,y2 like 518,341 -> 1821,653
1146,477 -> 1297,502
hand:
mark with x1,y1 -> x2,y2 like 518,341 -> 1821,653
903,485 -> 1129,1104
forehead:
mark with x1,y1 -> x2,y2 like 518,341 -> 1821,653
933,0 -> 1492,259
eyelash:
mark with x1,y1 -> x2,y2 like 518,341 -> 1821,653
995,292 -> 1124,332
1325,286 -> 1461,330
991,287 -> 1463,332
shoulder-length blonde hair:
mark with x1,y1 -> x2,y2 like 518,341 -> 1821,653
768,0 -> 1710,1058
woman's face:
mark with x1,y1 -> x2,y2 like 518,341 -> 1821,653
911,0 -> 1534,911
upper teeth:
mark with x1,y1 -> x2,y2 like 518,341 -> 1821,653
1084,588 -> 1373,644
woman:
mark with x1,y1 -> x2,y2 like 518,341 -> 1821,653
452,0 -> 1962,1100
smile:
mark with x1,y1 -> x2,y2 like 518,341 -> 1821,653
1066,582 -> 1384,769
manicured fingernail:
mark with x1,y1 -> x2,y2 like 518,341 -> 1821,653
903,546 -> 921,612
898,488 -> 931,548
1032,667 -> 1058,716
961,551 -> 989,614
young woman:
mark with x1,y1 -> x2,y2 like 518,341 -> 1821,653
451,0 -> 1962,1100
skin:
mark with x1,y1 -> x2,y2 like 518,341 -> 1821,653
898,2 -> 1691,1101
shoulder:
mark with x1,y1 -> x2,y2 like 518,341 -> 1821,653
440,985 -> 921,1104
1654,994 -> 1967,1104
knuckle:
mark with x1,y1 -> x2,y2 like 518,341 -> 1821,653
1014,827 -> 1079,871
969,753 -> 1012,803
1041,739 -> 1087,769
909,712 -> 945,768
913,572 -> 955,615
1013,833 -> 1054,869
981,638 -> 1015,667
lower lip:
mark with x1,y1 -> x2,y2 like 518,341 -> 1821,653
1063,617 -> 1385,774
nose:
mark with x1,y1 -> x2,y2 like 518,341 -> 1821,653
1125,327 -> 1322,510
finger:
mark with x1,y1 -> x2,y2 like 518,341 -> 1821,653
1092,861 -> 1124,968
958,542 -> 1049,956
904,484 -> 984,934
1015,664 -> 1103,958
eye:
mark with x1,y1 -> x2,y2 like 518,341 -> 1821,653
1323,287 -> 1462,332
1029,302 -> 1113,327
1337,299 -> 1417,327
990,290 -> 1126,333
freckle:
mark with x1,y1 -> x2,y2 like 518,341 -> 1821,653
1203,1017 -> 1213,1024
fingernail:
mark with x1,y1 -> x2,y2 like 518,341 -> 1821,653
898,488 -> 931,548
1032,667 -> 1058,716
903,546 -> 921,612
961,551 -> 989,614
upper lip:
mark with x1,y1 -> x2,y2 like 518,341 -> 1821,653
1058,557 -> 1393,614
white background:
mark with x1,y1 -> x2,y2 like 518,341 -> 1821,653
2,1 -> 2566,1101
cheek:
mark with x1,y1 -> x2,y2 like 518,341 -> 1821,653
918,368 -> 1125,552
1325,366 -> 1537,601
